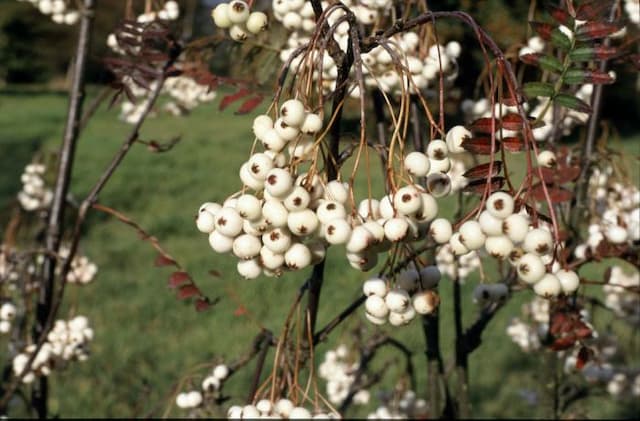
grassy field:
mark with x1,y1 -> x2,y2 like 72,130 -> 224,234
0,88 -> 638,418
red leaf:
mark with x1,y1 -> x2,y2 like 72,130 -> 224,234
550,334 -> 577,351
557,166 -> 581,183
155,253 -> 177,267
461,137 -> 499,155
234,305 -> 247,317
574,321 -> 593,339
463,161 -> 503,179
169,271 -> 191,288
529,21 -> 554,40
219,88 -> 251,111
463,177 -> 505,194
593,45 -> 620,60
547,4 -> 572,25
502,136 -> 524,152
195,298 -> 211,312
531,183 -> 573,203
576,346 -> 591,370
470,117 -> 500,134
501,113 -> 527,131
575,22 -> 621,41
235,95 -> 264,115
177,284 -> 200,300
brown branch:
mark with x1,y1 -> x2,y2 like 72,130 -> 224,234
33,1 -> 95,416
313,294 -> 367,345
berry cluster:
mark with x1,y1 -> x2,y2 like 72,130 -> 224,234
12,315 -> 93,384
16,0 -> 79,25
319,344 -> 370,406
227,399 -> 339,419
603,266 -> 639,326
362,268 -> 440,326
0,302 -> 17,334
175,363 -> 230,410
366,389 -> 428,419
59,245 -> 98,285
435,244 -> 480,282
17,163 -> 53,212
211,1 -> 268,42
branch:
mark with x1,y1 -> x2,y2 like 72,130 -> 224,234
313,294 -> 366,345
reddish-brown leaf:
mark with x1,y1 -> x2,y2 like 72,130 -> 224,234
557,166 -> 581,183
169,271 -> 191,288
234,305 -> 248,317
470,117 -> 500,134
235,95 -> 264,115
529,21 -> 554,40
461,137 -> 499,155
575,0 -> 615,21
463,161 -> 503,179
550,334 -> 577,351
593,45 -> 620,60
195,298 -> 211,312
155,253 -> 177,267
531,183 -> 573,203
574,321 -> 593,339
550,312 -> 571,335
547,4 -> 572,25
500,94 -> 520,107
575,22 -> 621,41
501,113 -> 528,131
463,177 -> 506,194
576,346 -> 592,370
502,136 -> 524,152
520,53 -> 543,66
219,88 -> 251,111
177,284 -> 200,300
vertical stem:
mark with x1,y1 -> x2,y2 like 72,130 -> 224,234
33,1 -> 95,417
410,96 -> 422,151
246,332 -> 272,404
453,278 -> 470,418
304,36 -> 354,341
421,312 -> 452,418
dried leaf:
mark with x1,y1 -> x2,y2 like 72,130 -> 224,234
155,253 -> 177,267
470,117 -> 499,133
461,137 -> 500,155
575,22 -> 620,41
531,183 -> 573,203
463,177 -> 506,194
547,4 -> 572,25
169,271 -> 191,288
550,334 -> 577,351
219,88 -> 251,111
235,95 -> 264,115
575,0 -> 615,20
502,136 -> 525,152
530,21 -> 554,40
463,161 -> 503,179
177,284 -> 200,300
501,113 -> 529,131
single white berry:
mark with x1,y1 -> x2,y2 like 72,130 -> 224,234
283,185 -> 311,211
262,200 -> 289,227
517,253 -> 546,284
232,234 -> 262,259
246,11 -> 268,34
213,364 -> 229,380
533,273 -> 562,298
280,99 -> 306,127
458,220 -> 486,250
284,243 -> 312,269
237,258 -> 261,279
316,200 -> 347,224
388,306 -> 416,326
415,193 -> 438,223
365,311 -> 387,325
537,150 -> 557,168
196,210 -> 216,233
229,24 -> 249,42
262,227 -> 292,254
502,213 -> 529,243
445,125 -> 471,154
379,194 -> 395,219
385,288 -> 411,313
259,246 -> 285,270
358,198 -> 381,220
300,113 -> 323,134
393,186 -> 422,215
274,117 -> 300,142
346,225 -> 373,253
429,157 -> 452,174
523,228 -> 553,255
324,218 -> 352,244
412,291 -> 438,314
252,115 -> 273,140
0,303 -> 16,321
426,173 -> 452,197
426,139 -> 448,160
324,180 -> 349,204
606,225 -> 628,244
484,235 -> 514,260
236,194 -> 262,221
202,375 -> 220,392
287,209 -> 319,236
214,207 -> 243,237
241,405 -> 261,419
239,163 -> 265,191
247,153 -> 274,180
430,218 -> 453,243
479,210 -> 504,236
274,399 -> 294,417
556,269 -> 580,294
211,4 -> 232,28
449,233 -> 469,255
261,127 -> 287,152
265,168 -> 294,198
347,250 -> 378,271
486,192 -> 515,219
199,202 -> 222,216
384,218 -> 409,242
362,220 -> 385,247
404,152 -> 430,177
227,1 -> 250,23
365,295 -> 389,318
363,277 -> 388,297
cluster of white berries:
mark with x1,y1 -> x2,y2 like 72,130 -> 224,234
12,315 -> 93,383
528,85 -> 593,141
366,389 -> 427,419
17,163 -> 53,211
0,302 -> 17,334
0,246 -> 19,285
319,344 -> 370,406
227,399 -> 339,419
362,267 -> 440,326
162,76 -> 217,116
574,166 -> 640,257
273,0 -> 461,98
435,245 -> 480,282
506,296 -> 548,352
175,363 -> 230,410
211,1 -> 268,42
603,266 -> 640,326
16,0 -> 79,25
517,35 -> 545,58
451,192 -> 579,298
58,246 -> 98,285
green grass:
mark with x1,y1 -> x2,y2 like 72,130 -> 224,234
0,88 -> 638,418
